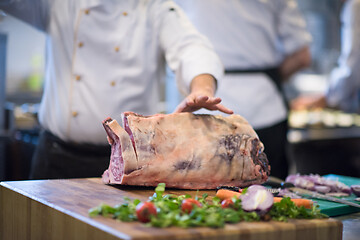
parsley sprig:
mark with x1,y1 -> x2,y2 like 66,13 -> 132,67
269,197 -> 328,221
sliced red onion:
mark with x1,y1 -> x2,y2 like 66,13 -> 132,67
286,174 -> 352,194
285,174 -> 298,183
286,174 -> 315,190
322,177 -> 351,194
305,174 -> 326,185
314,185 -> 331,194
351,185 -> 360,197
240,185 -> 274,214
278,189 -> 302,199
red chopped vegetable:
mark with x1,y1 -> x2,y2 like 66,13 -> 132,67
221,199 -> 235,209
181,198 -> 202,213
136,202 -> 157,223
216,189 -> 241,200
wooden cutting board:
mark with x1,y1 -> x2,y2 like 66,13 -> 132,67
0,178 -> 342,240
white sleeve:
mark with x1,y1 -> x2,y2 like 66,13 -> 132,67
0,0 -> 51,32
275,0 -> 312,54
326,0 -> 360,111
154,0 -> 224,95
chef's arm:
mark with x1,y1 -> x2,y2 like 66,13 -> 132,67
190,74 -> 217,98
174,74 -> 233,114
279,46 -> 311,81
155,2 -> 232,114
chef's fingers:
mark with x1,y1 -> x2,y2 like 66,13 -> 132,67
200,102 -> 233,114
187,96 -> 233,114
173,101 -> 188,113
194,96 -> 221,105
175,95 -> 210,110
173,95 -> 233,114
194,95 -> 209,103
193,96 -> 233,114
173,98 -> 209,113
173,98 -> 195,113
213,104 -> 234,114
186,96 -> 220,106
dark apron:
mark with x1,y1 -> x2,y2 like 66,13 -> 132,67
29,129 -> 111,179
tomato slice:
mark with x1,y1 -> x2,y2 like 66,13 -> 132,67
221,199 -> 235,209
135,202 -> 157,223
181,198 -> 202,213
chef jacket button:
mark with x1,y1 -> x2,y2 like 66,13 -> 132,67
114,46 -> 120,52
84,9 -> 90,15
78,42 -> 84,48
123,12 -> 128,16
72,111 -> 79,117
110,81 -> 116,86
75,75 -> 81,81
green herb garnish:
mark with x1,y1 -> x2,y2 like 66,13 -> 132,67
269,197 -> 328,221
89,184 -> 328,228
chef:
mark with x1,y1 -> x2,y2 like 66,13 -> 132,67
292,0 -> 360,113
175,0 -> 312,179
1,0 -> 233,179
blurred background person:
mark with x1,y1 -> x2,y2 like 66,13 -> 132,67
292,0 -> 360,113
175,0 -> 312,179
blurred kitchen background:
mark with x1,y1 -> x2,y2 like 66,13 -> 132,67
1,0 -> 360,181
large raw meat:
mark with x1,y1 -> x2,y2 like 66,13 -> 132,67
102,112 -> 270,189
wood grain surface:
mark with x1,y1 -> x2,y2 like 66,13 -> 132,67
0,178 -> 343,240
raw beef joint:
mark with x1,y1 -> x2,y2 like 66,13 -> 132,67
102,112 -> 270,189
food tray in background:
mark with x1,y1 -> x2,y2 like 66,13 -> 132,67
289,109 -> 360,129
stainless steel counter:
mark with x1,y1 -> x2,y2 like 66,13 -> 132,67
335,212 -> 360,240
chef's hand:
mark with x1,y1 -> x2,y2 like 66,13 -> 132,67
290,94 -> 327,110
173,74 -> 233,114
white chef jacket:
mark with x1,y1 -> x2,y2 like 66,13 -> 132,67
2,0 -> 223,144
326,0 -> 360,113
176,0 -> 312,129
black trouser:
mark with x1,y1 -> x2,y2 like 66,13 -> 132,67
29,130 -> 111,179
255,120 -> 289,180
